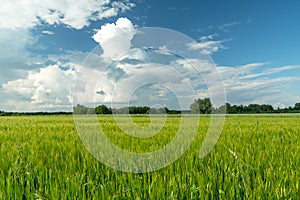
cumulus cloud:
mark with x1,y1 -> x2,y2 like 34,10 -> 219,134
90,62 -> 197,109
2,17 -> 300,112
0,2 -> 139,111
0,0 -> 135,29
70,47 -> 217,110
171,58 -> 226,107
2,64 -> 77,111
0,1 -> 135,86
92,17 -> 136,59
2,47 -> 300,111
0,17 -> 137,111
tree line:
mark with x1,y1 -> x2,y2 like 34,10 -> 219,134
0,100 -> 299,116
190,98 -> 300,114
73,104 -> 181,115
72,99 -> 300,115
0,111 -> 72,116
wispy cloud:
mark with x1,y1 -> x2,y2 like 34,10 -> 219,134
199,33 -> 218,41
264,65 -> 300,74
41,30 -> 55,35
187,34 -> 231,55
218,18 -> 252,32
242,65 -> 300,79
218,21 -> 240,32
217,63 -> 300,107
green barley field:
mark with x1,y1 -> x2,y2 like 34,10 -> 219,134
0,114 -> 299,199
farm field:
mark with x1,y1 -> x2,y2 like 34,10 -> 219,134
0,114 -> 299,199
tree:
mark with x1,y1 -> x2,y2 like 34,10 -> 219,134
190,98 -> 212,114
190,100 -> 200,114
215,104 -> 226,114
295,103 -> 300,110
225,103 -> 231,113
248,104 -> 261,113
95,105 -> 111,114
87,108 -> 96,114
231,105 -> 238,113
0,110 -> 4,116
261,104 -> 274,112
73,104 -> 88,114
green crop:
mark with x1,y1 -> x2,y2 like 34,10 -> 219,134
0,114 -> 299,199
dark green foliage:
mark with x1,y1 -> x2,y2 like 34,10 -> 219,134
87,108 -> 96,114
95,105 -> 112,114
190,98 -> 212,114
294,103 -> 300,110
112,106 -> 150,114
128,106 -> 150,114
221,103 -> 274,114
73,104 -> 88,114
0,111 -> 72,116
1,100 -> 300,116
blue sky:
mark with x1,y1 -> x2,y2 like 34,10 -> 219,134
0,0 -> 299,111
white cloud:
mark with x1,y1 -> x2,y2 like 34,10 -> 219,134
274,102 -> 287,109
2,15 -> 300,112
0,0 -> 135,86
263,65 -> 300,74
218,21 -> 240,32
90,62 -> 199,109
118,48 -> 146,60
92,17 -> 136,59
41,30 -> 55,35
217,63 -> 267,79
199,33 -> 218,41
0,0 -> 135,29
166,60 -> 300,108
2,64 -> 77,111
2,47 -> 300,111
187,34 -> 230,55
240,65 -> 300,79
0,17 -> 137,111
0,29 -> 31,63
217,63 -> 300,107
171,58 -> 226,107
71,47 -> 221,109
218,18 -> 252,32
0,28 -> 44,84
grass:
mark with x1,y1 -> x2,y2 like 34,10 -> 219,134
0,114 -> 299,199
